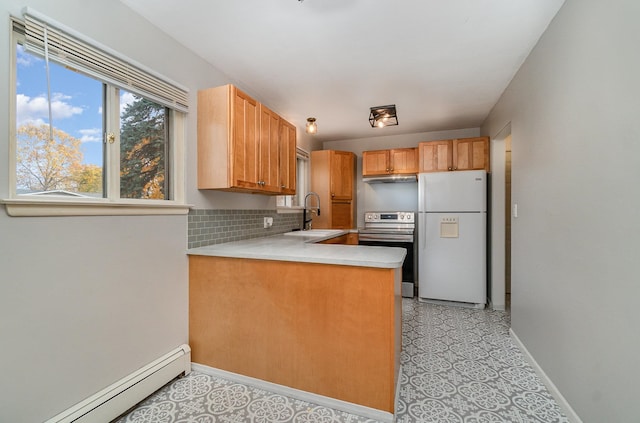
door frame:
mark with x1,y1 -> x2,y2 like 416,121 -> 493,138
489,123 -> 511,310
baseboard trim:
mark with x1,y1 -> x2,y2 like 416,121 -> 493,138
191,363 -> 395,423
45,344 -> 191,423
509,328 -> 583,423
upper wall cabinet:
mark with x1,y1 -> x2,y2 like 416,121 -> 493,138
279,119 -> 297,195
419,137 -> 490,173
197,84 -> 296,194
362,148 -> 418,176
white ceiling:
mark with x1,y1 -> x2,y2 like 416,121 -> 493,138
121,0 -> 565,142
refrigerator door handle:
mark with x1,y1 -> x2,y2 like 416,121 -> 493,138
417,173 -> 426,212
419,213 -> 427,250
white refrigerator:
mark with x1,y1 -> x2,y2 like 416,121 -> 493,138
418,170 -> 487,307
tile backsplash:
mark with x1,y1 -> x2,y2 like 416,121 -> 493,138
187,209 -> 302,249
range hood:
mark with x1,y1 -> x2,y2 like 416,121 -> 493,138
362,174 -> 418,184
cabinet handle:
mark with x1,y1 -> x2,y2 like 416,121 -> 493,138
448,167 -> 452,171
281,184 -> 285,189
331,193 -> 335,197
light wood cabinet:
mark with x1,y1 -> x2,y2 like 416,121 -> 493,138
279,119 -> 297,195
330,150 -> 354,201
189,254 -> 401,413
362,148 -> 418,176
259,105 -> 281,192
316,232 -> 359,245
310,150 -> 356,229
419,137 -> 489,173
197,84 -> 297,194
317,234 -> 349,244
418,140 -> 452,173
453,137 -> 489,171
362,150 -> 388,176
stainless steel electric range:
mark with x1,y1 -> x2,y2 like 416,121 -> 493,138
358,211 -> 417,297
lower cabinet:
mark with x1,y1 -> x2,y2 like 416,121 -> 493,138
189,255 -> 401,413
330,201 -> 353,229
317,232 -> 359,245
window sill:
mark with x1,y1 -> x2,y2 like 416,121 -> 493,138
1,197 -> 192,217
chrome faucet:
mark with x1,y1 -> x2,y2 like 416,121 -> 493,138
302,192 -> 321,230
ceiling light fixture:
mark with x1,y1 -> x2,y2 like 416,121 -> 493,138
305,117 -> 317,134
369,105 -> 398,128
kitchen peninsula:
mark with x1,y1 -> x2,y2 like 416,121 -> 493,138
187,231 -> 404,418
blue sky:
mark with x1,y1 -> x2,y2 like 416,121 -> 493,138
16,45 -> 135,166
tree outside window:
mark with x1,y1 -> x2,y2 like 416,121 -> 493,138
15,43 -> 170,200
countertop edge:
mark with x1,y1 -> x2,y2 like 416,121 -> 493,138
186,232 -> 406,269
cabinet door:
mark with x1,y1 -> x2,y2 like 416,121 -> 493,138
330,151 -> 354,200
331,201 -> 353,229
419,141 -> 452,172
389,148 -> 418,174
259,105 -> 281,192
279,119 -> 297,194
453,137 -> 489,171
232,88 -> 260,189
362,150 -> 390,176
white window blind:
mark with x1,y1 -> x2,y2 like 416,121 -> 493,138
296,147 -> 310,160
20,8 -> 189,113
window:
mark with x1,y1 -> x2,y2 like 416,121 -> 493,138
277,147 -> 309,210
4,12 -> 189,216
294,148 -> 310,207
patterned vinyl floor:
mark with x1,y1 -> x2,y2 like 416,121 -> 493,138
115,299 -> 568,423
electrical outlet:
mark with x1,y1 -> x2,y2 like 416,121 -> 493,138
263,217 -> 273,228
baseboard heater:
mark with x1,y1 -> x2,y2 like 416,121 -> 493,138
45,344 -> 191,423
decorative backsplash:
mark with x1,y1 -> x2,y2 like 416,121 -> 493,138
187,209 -> 302,249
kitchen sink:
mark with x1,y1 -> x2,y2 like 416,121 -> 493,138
284,229 -> 344,237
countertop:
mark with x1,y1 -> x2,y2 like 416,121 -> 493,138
186,230 -> 406,269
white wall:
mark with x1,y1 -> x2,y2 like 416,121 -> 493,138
324,128 -> 480,226
481,0 -> 640,421
0,1 -> 266,421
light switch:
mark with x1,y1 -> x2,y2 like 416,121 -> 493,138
513,203 -> 518,218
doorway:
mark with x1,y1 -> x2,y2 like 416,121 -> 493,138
490,124 -> 512,310
505,134 -> 512,308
